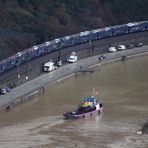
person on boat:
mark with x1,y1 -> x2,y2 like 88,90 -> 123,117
77,101 -> 89,113
99,103 -> 103,108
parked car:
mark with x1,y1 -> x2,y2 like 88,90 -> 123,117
5,87 -> 11,92
0,88 -> 7,95
108,47 -> 117,52
45,41 -> 51,46
126,44 -> 135,49
67,51 -> 78,63
135,42 -> 143,47
33,46 -> 38,50
117,44 -> 126,51
55,60 -> 62,67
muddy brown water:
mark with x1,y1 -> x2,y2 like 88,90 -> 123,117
0,55 -> 148,148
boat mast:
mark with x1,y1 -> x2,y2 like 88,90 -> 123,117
92,88 -> 95,97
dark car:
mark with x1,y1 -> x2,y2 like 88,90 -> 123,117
135,42 -> 143,47
5,87 -> 11,92
55,60 -> 62,67
126,44 -> 135,49
0,88 -> 7,95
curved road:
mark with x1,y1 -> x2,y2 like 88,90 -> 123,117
0,44 -> 148,110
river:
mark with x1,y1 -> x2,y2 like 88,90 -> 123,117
0,55 -> 148,148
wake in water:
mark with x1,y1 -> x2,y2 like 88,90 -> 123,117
0,116 -> 63,148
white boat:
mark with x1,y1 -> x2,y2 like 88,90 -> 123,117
63,97 -> 103,119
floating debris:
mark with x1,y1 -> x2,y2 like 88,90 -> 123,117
137,122 -> 148,135
137,130 -> 143,135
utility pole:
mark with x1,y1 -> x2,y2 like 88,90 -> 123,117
25,60 -> 29,80
16,53 -> 21,78
91,41 -> 95,55
58,42 -> 61,61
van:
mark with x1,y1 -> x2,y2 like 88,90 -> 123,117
43,61 -> 57,72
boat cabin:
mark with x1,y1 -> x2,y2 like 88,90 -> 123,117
85,97 -> 97,106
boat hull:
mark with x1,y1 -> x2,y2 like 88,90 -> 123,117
63,107 -> 103,119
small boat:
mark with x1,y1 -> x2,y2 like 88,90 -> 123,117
63,97 -> 103,119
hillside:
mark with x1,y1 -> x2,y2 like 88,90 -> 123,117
0,0 -> 148,60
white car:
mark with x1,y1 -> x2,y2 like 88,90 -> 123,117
108,47 -> 117,52
117,45 -> 126,51
67,55 -> 78,63
45,41 -> 51,46
33,46 -> 38,50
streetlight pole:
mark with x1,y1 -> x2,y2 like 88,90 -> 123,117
91,40 -> 95,55
16,54 -> 20,78
58,42 -> 61,61
25,60 -> 29,80
16,53 -> 21,85
17,65 -> 20,79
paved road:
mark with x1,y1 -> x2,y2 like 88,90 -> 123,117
0,45 -> 148,109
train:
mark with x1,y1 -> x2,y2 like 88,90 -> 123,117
0,21 -> 148,74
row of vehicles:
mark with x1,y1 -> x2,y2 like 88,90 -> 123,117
0,21 -> 148,74
0,51 -> 78,94
43,51 -> 78,72
108,42 -> 143,52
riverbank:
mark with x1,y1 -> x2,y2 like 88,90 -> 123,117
0,45 -> 148,111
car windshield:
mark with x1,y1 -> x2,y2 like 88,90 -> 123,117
69,57 -> 75,60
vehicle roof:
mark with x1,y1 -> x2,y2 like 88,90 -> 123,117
118,44 -> 125,47
44,62 -> 54,66
126,23 -> 136,27
69,55 -> 77,58
109,46 -> 116,49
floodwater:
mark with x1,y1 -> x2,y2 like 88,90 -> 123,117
0,55 -> 148,148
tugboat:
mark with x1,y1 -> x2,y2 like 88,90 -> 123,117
63,89 -> 103,119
